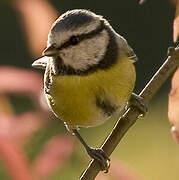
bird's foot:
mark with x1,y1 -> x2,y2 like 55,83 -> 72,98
167,47 -> 175,56
86,147 -> 110,173
130,93 -> 148,117
72,129 -> 110,172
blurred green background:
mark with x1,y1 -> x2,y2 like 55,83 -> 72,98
0,0 -> 178,180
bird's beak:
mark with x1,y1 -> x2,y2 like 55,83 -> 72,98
32,56 -> 49,69
42,45 -> 59,57
32,45 -> 59,69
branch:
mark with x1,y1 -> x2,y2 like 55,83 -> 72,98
80,47 -> 179,180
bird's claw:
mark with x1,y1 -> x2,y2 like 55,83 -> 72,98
87,148 -> 110,173
167,46 -> 175,56
130,93 -> 148,117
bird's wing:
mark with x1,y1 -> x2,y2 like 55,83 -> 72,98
117,35 -> 138,62
125,46 -> 138,62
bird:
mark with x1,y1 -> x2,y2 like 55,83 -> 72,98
32,9 -> 143,172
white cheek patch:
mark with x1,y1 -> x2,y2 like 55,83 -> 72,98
60,30 -> 109,70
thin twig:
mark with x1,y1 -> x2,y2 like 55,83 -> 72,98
80,47 -> 179,180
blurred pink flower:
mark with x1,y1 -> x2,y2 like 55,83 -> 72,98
168,68 -> 179,143
168,0 -> 179,144
0,137 -> 32,180
11,0 -> 58,57
33,135 -> 75,179
0,66 -> 48,140
0,1 -> 75,179
0,66 -> 44,109
0,66 -> 75,179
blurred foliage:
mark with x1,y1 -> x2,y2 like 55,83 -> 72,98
0,0 -> 178,179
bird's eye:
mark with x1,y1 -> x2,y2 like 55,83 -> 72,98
70,36 -> 80,45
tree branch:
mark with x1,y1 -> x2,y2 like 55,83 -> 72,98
80,47 -> 179,180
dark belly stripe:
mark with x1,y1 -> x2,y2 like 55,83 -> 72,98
96,97 -> 117,116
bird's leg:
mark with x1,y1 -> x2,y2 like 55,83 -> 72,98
129,93 -> 148,116
72,129 -> 110,173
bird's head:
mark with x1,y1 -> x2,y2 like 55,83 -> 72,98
33,9 -> 118,75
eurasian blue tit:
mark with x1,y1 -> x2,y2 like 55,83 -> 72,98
32,9 -> 138,172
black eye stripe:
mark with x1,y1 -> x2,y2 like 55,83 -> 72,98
70,36 -> 80,45
58,21 -> 105,50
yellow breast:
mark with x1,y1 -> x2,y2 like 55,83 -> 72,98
46,56 -> 136,129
